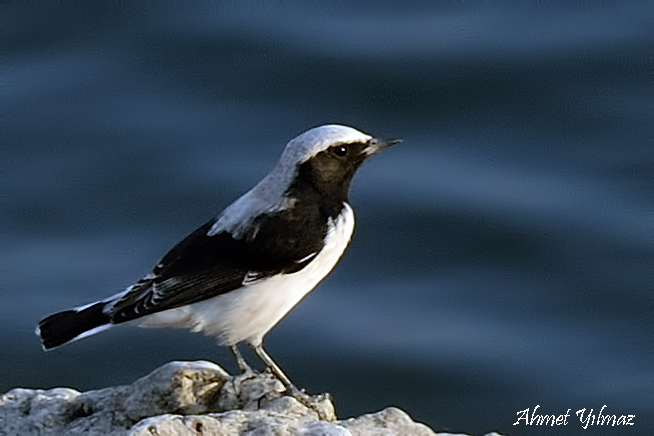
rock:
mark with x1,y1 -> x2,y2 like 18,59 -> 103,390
0,360 -> 502,435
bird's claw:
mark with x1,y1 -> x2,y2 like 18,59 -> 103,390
285,385 -> 334,421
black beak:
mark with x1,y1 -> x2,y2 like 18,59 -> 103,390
365,137 -> 402,156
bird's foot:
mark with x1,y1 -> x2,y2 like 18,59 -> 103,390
285,384 -> 335,421
249,345 -> 335,420
239,365 -> 257,379
229,365 -> 260,397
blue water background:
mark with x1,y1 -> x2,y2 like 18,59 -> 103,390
3,3 -> 653,435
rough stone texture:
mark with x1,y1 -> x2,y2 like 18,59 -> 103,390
0,360 -> 502,436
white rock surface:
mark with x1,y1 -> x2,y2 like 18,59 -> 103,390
0,360 -> 501,435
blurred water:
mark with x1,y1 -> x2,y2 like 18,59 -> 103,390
3,3 -> 653,435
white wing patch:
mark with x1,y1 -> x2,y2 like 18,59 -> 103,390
295,251 -> 317,264
241,250 -> 318,287
242,270 -> 263,286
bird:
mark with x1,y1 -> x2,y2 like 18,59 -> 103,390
36,124 -> 399,406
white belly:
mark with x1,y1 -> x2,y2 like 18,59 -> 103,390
134,204 -> 355,346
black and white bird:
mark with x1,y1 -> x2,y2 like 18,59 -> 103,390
36,124 -> 398,403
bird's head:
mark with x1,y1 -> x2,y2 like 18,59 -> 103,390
210,125 -> 399,238
277,125 -> 400,202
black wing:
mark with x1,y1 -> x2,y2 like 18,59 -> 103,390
109,206 -> 328,324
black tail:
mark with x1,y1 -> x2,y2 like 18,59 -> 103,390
37,302 -> 111,350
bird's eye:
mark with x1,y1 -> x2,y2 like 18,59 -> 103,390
332,146 -> 348,157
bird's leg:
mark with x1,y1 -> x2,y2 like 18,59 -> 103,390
250,343 -> 332,412
250,343 -> 298,393
230,344 -> 255,376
